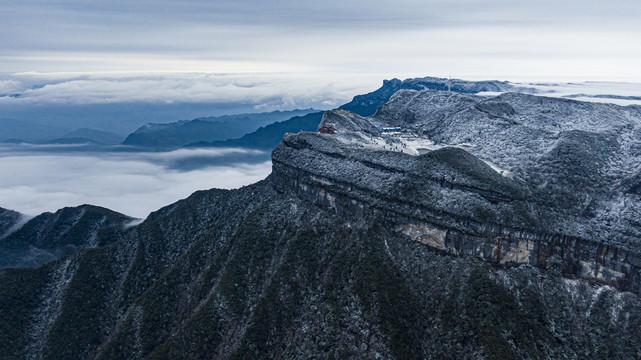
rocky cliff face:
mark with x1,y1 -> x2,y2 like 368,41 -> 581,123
123,109 -> 316,149
2,89 -> 641,360
339,76 -> 537,116
272,90 -> 641,294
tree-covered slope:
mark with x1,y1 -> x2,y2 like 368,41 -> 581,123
0,205 -> 134,269
1,181 -> 639,360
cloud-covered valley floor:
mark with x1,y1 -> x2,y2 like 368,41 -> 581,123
0,145 -> 271,219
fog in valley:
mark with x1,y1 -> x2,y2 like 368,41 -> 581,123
0,145 -> 272,219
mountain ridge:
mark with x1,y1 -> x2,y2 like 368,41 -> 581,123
193,76 -> 539,150
0,205 -> 134,269
2,178 -> 640,359
122,109 -> 317,148
2,79 -> 641,359
189,112 -> 325,150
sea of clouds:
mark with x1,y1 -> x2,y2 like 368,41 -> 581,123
0,72 -> 379,109
0,146 -> 272,219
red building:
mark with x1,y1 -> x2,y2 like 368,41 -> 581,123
319,126 -> 336,134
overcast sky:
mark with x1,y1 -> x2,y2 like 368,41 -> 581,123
1,0 -> 640,83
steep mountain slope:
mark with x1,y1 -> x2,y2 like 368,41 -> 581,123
0,205 -> 134,269
2,89 -> 641,359
1,181 -> 640,360
123,109 -> 316,148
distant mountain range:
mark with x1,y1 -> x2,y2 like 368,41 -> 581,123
0,102 -> 264,142
122,109 -> 317,148
57,128 -> 125,145
1,110 -> 318,148
1,77 -> 542,150
186,77 -> 537,150
0,128 -> 124,145
0,205 -> 133,270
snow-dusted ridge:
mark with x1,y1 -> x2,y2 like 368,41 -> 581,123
272,89 -> 641,294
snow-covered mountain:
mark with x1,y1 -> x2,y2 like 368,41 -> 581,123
2,78 -> 641,359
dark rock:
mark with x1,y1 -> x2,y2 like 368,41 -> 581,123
271,90 -> 641,294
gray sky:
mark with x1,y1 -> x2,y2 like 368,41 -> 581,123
2,0 -> 640,82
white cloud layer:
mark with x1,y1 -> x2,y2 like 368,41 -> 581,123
0,72 -> 380,109
482,81 -> 641,106
0,147 -> 272,219
3,72 -> 641,109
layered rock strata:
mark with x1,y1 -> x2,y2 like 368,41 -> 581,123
272,90 -> 641,294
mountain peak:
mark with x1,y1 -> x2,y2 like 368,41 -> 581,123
274,89 -> 641,293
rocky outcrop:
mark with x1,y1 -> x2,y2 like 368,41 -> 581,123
123,109 -> 317,149
271,141 -> 641,294
272,90 -> 641,294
